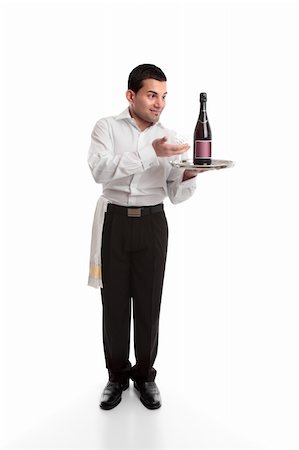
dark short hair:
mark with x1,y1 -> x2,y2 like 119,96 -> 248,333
128,64 -> 167,93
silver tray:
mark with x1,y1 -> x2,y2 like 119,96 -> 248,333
171,159 -> 235,171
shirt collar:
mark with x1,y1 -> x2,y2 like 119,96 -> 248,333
115,108 -> 132,121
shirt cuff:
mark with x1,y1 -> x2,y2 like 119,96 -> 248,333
138,144 -> 159,170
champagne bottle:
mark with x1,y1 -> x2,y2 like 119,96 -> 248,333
193,92 -> 212,165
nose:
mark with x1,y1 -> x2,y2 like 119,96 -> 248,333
154,97 -> 164,109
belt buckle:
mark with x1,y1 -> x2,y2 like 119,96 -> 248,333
128,208 -> 142,217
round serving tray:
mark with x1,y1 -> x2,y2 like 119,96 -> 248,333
170,159 -> 235,171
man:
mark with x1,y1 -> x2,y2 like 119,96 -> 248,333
88,64 -> 198,410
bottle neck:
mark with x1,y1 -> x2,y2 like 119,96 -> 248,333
200,101 -> 207,112
199,101 -> 208,122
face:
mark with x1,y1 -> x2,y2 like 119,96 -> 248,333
126,79 -> 167,130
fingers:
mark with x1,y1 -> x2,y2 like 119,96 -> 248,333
177,143 -> 190,152
152,137 -> 190,157
169,143 -> 190,154
159,137 -> 188,152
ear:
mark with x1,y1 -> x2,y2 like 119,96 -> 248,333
126,89 -> 135,104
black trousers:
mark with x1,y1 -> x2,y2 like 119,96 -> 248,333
100,203 -> 168,384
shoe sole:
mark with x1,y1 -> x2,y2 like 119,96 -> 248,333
99,381 -> 129,410
133,383 -> 161,410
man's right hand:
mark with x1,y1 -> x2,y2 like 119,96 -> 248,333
152,136 -> 190,157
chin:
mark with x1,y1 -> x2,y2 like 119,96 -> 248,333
151,115 -> 160,123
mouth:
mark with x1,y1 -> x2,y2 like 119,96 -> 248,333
150,110 -> 160,116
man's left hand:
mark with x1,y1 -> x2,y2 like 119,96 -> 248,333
182,169 -> 209,181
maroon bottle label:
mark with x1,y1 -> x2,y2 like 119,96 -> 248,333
195,140 -> 211,158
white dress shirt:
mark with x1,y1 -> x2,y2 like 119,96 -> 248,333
88,108 -> 196,206
87,108 -> 197,288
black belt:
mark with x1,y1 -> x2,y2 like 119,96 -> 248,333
107,203 -> 163,218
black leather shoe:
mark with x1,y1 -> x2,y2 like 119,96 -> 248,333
99,380 -> 129,410
134,381 -> 161,409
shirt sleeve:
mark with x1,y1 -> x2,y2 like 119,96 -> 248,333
166,165 -> 197,204
87,119 -> 159,184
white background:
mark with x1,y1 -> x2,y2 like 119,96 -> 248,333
2,0 -> 299,449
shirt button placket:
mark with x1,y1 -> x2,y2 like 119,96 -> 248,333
129,132 -> 144,206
